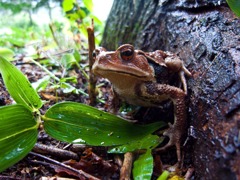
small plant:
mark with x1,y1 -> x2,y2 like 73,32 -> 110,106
0,52 -> 165,179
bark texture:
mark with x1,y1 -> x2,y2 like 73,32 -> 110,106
102,0 -> 240,179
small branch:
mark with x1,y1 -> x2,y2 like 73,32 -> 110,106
120,152 -> 134,180
29,152 -> 100,180
33,143 -> 79,160
49,23 -> 61,48
87,19 -> 97,106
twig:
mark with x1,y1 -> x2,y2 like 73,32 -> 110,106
33,143 -> 79,160
120,152 -> 134,180
49,23 -> 61,48
87,19 -> 97,106
29,152 -> 100,180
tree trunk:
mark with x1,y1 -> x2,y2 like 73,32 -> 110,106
101,0 -> 240,179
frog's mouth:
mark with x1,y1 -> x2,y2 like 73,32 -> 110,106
93,65 -> 153,80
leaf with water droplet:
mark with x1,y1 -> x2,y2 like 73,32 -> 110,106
0,56 -> 43,111
0,104 -> 38,172
43,102 -> 165,146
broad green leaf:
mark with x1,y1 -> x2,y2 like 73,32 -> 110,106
109,134 -> 163,153
0,105 -> 38,172
44,102 -> 164,146
0,48 -> 14,61
62,0 -> 76,12
83,0 -> 93,12
133,149 -> 154,180
227,0 -> 240,17
0,56 -> 43,111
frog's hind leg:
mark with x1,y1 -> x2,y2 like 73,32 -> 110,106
154,88 -> 186,164
155,123 -> 182,163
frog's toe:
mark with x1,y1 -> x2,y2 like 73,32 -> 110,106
155,127 -> 182,163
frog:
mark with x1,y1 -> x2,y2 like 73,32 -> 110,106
92,44 -> 192,162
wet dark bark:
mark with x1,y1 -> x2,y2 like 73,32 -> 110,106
101,0 -> 240,179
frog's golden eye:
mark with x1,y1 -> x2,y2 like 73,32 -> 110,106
120,48 -> 134,61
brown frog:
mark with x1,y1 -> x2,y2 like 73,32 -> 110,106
92,44 -> 192,162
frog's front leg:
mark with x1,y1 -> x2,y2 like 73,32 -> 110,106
164,54 -> 192,94
140,82 -> 187,163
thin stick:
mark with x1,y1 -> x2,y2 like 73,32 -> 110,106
87,19 -> 97,106
120,152 -> 134,180
33,143 -> 79,160
29,152 -> 100,180
49,23 -> 60,48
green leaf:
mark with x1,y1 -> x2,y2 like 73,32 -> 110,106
0,105 -> 38,172
157,171 -> 170,180
0,48 -> 15,61
109,134 -> 163,153
133,149 -> 154,180
62,0 -> 76,12
44,102 -> 164,146
0,56 -> 43,111
227,0 -> 240,17
31,75 -> 51,92
60,53 -> 78,69
77,9 -> 87,19
73,49 -> 81,62
60,77 -> 77,84
83,0 -> 93,12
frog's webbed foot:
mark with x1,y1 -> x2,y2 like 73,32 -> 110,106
155,123 -> 182,163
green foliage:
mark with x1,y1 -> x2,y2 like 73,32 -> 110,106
157,171 -> 170,180
0,48 -> 15,61
133,149 -> 154,180
0,56 -> 43,111
61,53 -> 80,69
0,58 -> 165,176
62,0 -> 76,12
62,0 -> 103,46
32,76 -> 51,92
0,104 -> 38,172
109,134 -> 162,153
43,102 -> 163,146
227,0 -> 240,17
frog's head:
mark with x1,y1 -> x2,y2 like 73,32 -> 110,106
92,44 -> 155,83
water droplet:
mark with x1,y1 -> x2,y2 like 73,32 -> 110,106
108,132 -> 114,136
100,142 -> 105,145
72,138 -> 86,144
117,136 -> 121,138
57,114 -> 65,119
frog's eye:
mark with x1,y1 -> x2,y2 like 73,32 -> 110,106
120,48 -> 134,61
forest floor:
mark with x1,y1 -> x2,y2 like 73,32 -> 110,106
0,52 -> 193,179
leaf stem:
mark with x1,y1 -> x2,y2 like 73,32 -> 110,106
29,58 -> 88,96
